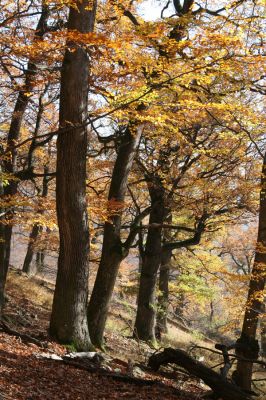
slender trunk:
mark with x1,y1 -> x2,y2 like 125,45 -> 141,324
234,153 -> 266,390
88,125 -> 141,347
156,247 -> 172,337
49,1 -> 97,350
134,185 -> 166,343
0,4 -> 49,316
36,251 -> 45,272
175,291 -> 185,319
22,167 -> 49,275
0,162 -> 6,315
210,301 -> 214,323
23,224 -> 42,275
138,225 -> 145,273
135,225 -> 145,305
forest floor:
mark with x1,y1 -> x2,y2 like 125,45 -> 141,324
0,269 -> 264,399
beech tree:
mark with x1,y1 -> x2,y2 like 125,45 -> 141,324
87,122 -> 144,347
0,1 -> 50,315
84,0 -> 265,346
49,0 -> 97,350
133,129 -> 253,342
0,7 -> 264,395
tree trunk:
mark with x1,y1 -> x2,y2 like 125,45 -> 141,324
134,184 -> 166,343
156,211 -> 172,337
23,224 -> 41,276
156,247 -> 172,337
260,300 -> 266,357
260,299 -> 266,358
138,225 -> 145,274
0,4 -> 49,316
36,251 -> 45,273
234,152 -> 266,390
0,163 -> 6,315
88,125 -> 141,347
49,1 -> 97,350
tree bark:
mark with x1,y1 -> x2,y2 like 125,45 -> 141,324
88,124 -> 142,347
23,224 -> 42,276
0,162 -> 6,315
260,300 -> 266,357
156,247 -> 172,336
156,211 -> 172,336
49,1 -> 97,350
134,183 -> 166,343
234,152 -> 266,390
0,3 -> 49,316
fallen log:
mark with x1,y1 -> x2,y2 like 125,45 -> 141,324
148,348 -> 256,400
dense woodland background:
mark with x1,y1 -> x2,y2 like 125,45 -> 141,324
0,1 -> 265,399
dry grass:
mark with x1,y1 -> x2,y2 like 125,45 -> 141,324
6,268 -> 54,310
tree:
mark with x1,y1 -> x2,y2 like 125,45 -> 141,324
234,152 -> 266,391
22,89 -> 53,276
0,1 -> 50,316
49,0 -> 97,350
87,122 -> 143,347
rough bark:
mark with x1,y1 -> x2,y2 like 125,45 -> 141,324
0,163 -> 5,315
156,247 -> 172,336
88,124 -> 142,347
148,348 -> 253,400
134,182 -> 206,343
156,211 -> 172,336
260,300 -> 266,357
234,152 -> 266,391
0,4 -> 49,316
49,1 -> 97,350
134,183 -> 166,343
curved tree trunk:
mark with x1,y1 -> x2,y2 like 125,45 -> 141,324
88,125 -> 142,347
134,184 -> 166,343
49,1 -> 97,350
234,152 -> 266,391
0,3 -> 49,316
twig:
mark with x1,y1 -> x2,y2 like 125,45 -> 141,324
189,345 -> 266,368
118,313 -> 142,355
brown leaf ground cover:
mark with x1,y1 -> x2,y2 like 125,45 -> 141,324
0,270 -> 206,399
